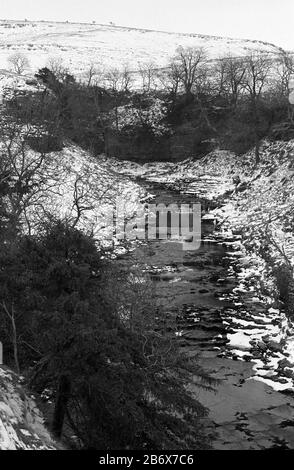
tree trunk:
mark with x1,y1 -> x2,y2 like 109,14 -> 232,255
255,139 -> 260,165
252,99 -> 260,166
11,312 -> 20,375
52,375 -> 71,439
2,302 -> 20,373
103,128 -> 109,158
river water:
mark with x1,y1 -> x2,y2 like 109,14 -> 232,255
122,178 -> 294,450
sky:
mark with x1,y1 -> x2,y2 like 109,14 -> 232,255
1,0 -> 294,50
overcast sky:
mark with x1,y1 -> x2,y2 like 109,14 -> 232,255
1,0 -> 294,50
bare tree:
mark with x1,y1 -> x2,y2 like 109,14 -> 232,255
138,62 -> 157,92
274,52 -> 294,121
215,55 -> 247,107
104,68 -> 122,130
84,62 -> 104,87
170,46 -> 207,97
104,67 -> 121,92
243,53 -> 272,99
70,175 -> 94,228
46,56 -> 69,81
212,57 -> 228,97
120,64 -> 133,93
0,119 -> 56,235
156,65 -> 181,101
104,67 -> 134,129
242,53 -> 272,163
276,52 -> 294,96
7,52 -> 30,75
1,301 -> 20,374
168,46 -> 217,132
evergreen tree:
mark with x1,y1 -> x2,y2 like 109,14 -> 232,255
0,222 -> 213,449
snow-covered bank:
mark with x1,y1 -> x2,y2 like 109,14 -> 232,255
201,142 -> 294,391
108,150 -> 236,199
2,141 -> 147,255
0,75 -> 148,254
0,367 -> 58,449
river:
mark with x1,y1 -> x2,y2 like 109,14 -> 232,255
120,176 -> 294,450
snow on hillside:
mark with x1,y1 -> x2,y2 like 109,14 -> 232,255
0,20 -> 284,78
0,77 -> 146,255
0,73 -> 146,251
0,367 -> 58,449
0,73 -> 44,101
1,136 -> 147,254
24,145 -> 147,250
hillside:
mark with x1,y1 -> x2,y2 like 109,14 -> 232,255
0,20 -> 285,77
0,24 -> 294,449
0,366 -> 58,449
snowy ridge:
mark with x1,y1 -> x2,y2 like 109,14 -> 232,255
0,20 -> 284,77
